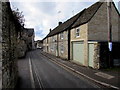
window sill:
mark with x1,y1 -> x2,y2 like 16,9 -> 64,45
76,36 -> 80,38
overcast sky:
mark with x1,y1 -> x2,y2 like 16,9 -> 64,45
9,0 -> 119,41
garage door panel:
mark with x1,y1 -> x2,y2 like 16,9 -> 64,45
73,42 -> 84,65
88,44 -> 94,68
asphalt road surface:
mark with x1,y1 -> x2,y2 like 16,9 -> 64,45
23,49 -> 100,89
19,49 -> 100,89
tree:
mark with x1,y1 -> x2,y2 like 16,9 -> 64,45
12,7 -> 25,27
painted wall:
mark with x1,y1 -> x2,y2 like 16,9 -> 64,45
70,24 -> 88,66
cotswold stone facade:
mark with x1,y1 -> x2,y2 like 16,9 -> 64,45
2,2 -> 19,88
70,2 -> 120,69
43,1 -> 120,69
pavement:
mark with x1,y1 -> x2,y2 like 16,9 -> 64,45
40,50 -> 120,89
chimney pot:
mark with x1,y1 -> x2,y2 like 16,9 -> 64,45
50,29 -> 52,32
58,22 -> 62,25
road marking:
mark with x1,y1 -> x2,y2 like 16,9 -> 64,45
33,61 -> 44,89
30,52 -> 44,89
41,52 -> 119,90
95,72 -> 114,79
29,57 -> 35,88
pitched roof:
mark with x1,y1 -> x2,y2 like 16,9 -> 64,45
71,1 -> 103,28
46,9 -> 86,38
43,0 -> 119,39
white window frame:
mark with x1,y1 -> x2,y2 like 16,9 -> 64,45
60,32 -> 64,40
75,28 -> 80,38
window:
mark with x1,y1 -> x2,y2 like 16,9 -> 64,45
61,44 -> 64,53
76,28 -> 80,37
60,32 -> 64,39
51,44 -> 54,51
52,37 -> 55,42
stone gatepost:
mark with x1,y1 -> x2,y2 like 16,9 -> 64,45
94,43 -> 100,69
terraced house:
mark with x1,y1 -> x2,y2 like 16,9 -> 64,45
43,11 -> 82,59
43,0 -> 120,69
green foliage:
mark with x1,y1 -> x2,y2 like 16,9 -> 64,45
12,7 -> 25,27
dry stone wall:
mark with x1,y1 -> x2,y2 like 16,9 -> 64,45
2,2 -> 18,88
0,1 -> 2,89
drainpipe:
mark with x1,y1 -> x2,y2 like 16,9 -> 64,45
107,0 -> 113,67
68,29 -> 70,60
57,34 -> 59,57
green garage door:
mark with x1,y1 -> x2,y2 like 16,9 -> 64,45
88,44 -> 94,68
73,42 -> 84,65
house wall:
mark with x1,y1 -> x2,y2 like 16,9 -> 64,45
58,31 -> 68,59
88,2 -> 120,42
43,38 -> 48,52
43,30 -> 68,59
48,35 -> 57,56
70,23 -> 88,66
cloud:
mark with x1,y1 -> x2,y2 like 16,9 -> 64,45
35,36 -> 42,41
8,0 -> 120,2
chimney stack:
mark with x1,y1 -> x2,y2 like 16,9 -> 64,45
58,22 -> 62,26
49,28 -> 52,32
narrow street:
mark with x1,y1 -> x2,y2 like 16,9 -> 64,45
17,49 -> 100,89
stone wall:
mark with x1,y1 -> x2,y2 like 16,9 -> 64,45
58,31 -> 68,59
17,39 -> 27,58
88,2 -> 120,42
93,43 -> 100,69
0,1 -> 2,89
2,2 -> 19,88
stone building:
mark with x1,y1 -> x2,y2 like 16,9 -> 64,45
1,1 -> 21,88
70,1 -> 120,69
17,28 -> 35,58
43,0 -> 120,69
35,40 -> 43,49
43,12 -> 81,59
24,28 -> 35,50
